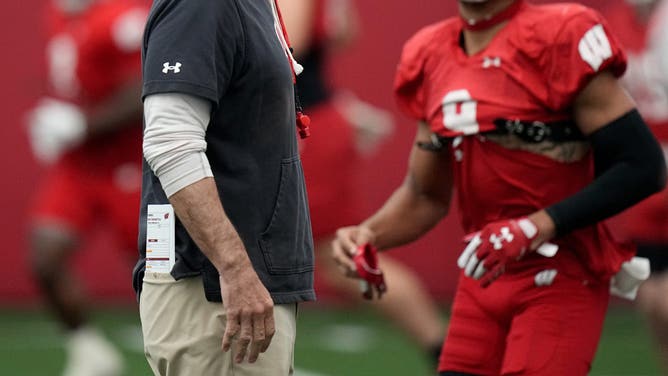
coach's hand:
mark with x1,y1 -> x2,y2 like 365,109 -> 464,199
457,217 -> 540,287
219,267 -> 275,364
332,225 -> 376,278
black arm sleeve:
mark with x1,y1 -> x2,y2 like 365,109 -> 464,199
545,109 -> 666,236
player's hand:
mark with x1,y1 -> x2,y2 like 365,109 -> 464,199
26,98 -> 87,164
331,225 -> 376,278
354,243 -> 387,300
457,217 -> 539,287
219,267 -> 275,364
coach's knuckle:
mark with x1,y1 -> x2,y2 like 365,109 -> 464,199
249,304 -> 263,316
227,308 -> 241,318
239,334 -> 251,344
242,307 -> 256,317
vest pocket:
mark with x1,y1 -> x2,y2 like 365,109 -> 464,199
258,156 -> 314,275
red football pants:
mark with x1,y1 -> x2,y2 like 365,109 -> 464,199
439,260 -> 609,376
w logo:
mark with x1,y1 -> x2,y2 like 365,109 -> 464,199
162,62 -> 182,74
578,25 -> 612,72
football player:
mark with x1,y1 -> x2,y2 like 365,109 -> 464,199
605,0 -> 668,372
279,0 -> 447,365
27,0 -> 148,375
332,0 -> 666,375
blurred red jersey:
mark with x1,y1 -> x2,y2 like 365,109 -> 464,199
44,0 -> 147,161
30,0 -> 148,251
395,2 -> 634,280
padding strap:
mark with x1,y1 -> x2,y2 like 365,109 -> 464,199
491,118 -> 585,143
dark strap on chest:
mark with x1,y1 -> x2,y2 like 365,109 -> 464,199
416,118 -> 586,152
416,133 -> 449,151
491,118 -> 585,143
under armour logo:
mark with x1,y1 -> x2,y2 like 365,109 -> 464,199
489,227 -> 514,250
534,269 -> 558,286
162,62 -> 182,74
482,56 -> 501,68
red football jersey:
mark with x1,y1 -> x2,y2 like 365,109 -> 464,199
394,1 -> 634,280
44,0 -> 148,159
46,0 -> 147,103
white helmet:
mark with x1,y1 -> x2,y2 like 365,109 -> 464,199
54,0 -> 94,14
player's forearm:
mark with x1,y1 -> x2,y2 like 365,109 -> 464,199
363,181 -> 449,251
546,110 -> 666,235
85,81 -> 143,137
168,177 -> 252,274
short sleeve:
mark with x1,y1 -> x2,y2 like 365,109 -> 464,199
393,26 -> 435,121
142,0 -> 243,105
544,8 -> 627,110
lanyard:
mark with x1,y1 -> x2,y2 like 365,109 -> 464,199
271,0 -> 311,138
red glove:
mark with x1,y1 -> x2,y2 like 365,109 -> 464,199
457,217 -> 539,287
354,244 -> 387,300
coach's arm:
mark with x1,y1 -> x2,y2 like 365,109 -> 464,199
142,93 -> 275,364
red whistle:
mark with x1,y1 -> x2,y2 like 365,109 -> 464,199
296,111 -> 311,139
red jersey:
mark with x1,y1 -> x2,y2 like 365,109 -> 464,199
44,0 -> 148,160
394,1 -> 633,280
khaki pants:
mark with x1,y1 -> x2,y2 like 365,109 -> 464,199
140,272 -> 297,376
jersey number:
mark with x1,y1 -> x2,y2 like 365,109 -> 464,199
578,24 -> 612,72
442,89 -> 479,134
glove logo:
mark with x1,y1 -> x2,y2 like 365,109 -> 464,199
162,62 -> 182,74
534,269 -> 557,287
489,227 -> 514,250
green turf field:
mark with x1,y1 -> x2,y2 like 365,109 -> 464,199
0,305 -> 661,375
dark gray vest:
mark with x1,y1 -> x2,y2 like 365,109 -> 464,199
133,0 -> 315,304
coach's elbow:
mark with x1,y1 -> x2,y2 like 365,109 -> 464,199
142,135 -> 171,176
142,136 -> 168,176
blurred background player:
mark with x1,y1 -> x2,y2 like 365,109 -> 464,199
278,0 -> 447,365
26,0 -> 148,375
604,0 -> 668,372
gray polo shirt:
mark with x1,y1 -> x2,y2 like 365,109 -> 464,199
133,0 -> 315,304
